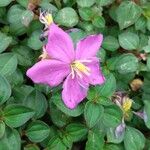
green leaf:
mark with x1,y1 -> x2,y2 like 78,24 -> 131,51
116,1 -> 142,29
0,127 -> 21,150
109,6 -> 119,22
102,36 -> 119,51
7,5 -> 23,24
66,123 -> 88,142
77,0 -> 96,7
147,19 -> 150,31
79,8 -> 94,21
9,23 -> 27,36
52,94 -> 84,117
124,126 -> 145,150
115,72 -> 135,90
16,0 -> 28,8
116,54 -> 139,74
27,20 -> 43,34
61,134 -> 73,149
84,101 -> 104,128
6,69 -> 23,86
143,44 -> 150,53
7,5 -> 27,36
0,0 -> 12,7
69,29 -> 87,45
0,74 -> 11,105
118,32 -> 139,50
24,90 -> 48,119
24,144 -> 40,150
27,30 -> 43,50
12,46 -> 34,66
87,86 -> 113,106
21,10 -> 34,27
47,136 -> 67,150
0,53 -> 17,76
103,144 -> 124,150
12,85 -> 34,103
107,56 -> 120,71
144,100 -> 150,128
50,102 -> 70,127
142,3 -> 150,19
0,7 -> 6,19
142,78 -> 150,94
0,32 -> 12,53
87,74 -> 116,101
85,130 -> 104,150
35,84 -> 51,95
55,7 -> 79,27
94,73 -> 116,97
147,56 -> 150,71
92,16 -> 105,28
3,104 -> 35,128
97,48 -> 106,63
102,105 -> 122,128
97,0 -> 115,6
107,125 -> 125,144
79,22 -> 94,33
0,121 -> 5,139
26,120 -> 50,143
39,1 -> 58,13
135,16 -> 147,31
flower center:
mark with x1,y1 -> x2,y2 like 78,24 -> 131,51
122,98 -> 132,113
71,60 -> 91,79
39,11 -> 53,28
45,14 -> 53,25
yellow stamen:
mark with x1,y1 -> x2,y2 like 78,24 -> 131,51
71,60 -> 90,78
39,11 -> 53,27
39,47 -> 50,60
122,98 -> 132,113
45,13 -> 53,25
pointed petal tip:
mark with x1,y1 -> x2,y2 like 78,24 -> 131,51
62,75 -> 88,109
26,60 -> 70,87
96,33 -> 103,45
26,67 -> 39,84
26,68 -> 32,79
66,103 -> 77,110
100,75 -> 106,84
75,33 -> 104,59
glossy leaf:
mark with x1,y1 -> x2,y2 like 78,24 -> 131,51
0,74 -> 11,105
0,53 -> 17,76
116,1 -> 142,29
84,101 -> 104,128
26,120 -> 50,142
4,104 -> 35,128
124,126 -> 145,150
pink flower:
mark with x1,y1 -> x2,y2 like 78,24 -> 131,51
26,23 -> 105,109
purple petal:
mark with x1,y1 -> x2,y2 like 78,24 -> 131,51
26,59 -> 70,87
115,122 -> 126,138
46,23 -> 75,63
86,60 -> 105,85
62,75 -> 89,109
133,111 -> 145,120
75,34 -> 103,60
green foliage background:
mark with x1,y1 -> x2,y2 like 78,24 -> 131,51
0,0 -> 150,149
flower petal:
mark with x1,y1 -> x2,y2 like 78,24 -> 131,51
26,59 -> 70,87
62,75 -> 89,109
75,34 -> 103,60
86,61 -> 105,85
46,23 -> 75,63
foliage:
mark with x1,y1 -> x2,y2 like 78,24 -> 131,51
0,0 -> 150,149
